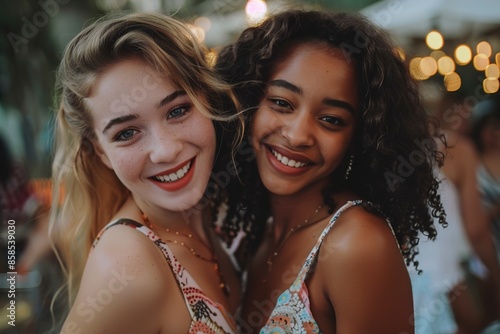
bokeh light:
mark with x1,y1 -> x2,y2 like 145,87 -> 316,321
474,54 -> 490,71
444,72 -> 461,91
483,78 -> 500,93
455,44 -> 472,65
245,0 -> 267,25
485,64 -> 500,79
420,56 -> 438,76
477,41 -> 492,57
426,30 -> 444,50
438,56 -> 455,75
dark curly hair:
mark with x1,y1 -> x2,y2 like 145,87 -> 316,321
216,9 -> 446,269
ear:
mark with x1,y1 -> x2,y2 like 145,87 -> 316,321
91,139 -> 113,170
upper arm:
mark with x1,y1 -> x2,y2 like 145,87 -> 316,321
320,210 -> 413,334
61,225 -> 168,334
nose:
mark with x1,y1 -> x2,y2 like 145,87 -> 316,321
148,128 -> 183,164
278,112 -> 315,148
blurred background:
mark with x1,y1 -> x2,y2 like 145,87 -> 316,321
0,0 -> 499,333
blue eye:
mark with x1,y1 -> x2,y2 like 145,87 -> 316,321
115,129 -> 137,141
168,105 -> 191,119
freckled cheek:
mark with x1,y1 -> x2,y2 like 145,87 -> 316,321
108,153 -> 144,182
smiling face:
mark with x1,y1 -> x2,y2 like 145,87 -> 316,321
251,42 -> 359,197
87,57 -> 216,212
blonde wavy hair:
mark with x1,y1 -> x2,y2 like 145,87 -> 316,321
50,12 -> 242,309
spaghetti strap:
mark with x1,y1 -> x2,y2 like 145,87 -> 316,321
260,200 -> 363,333
296,200 -> 363,281
92,218 -> 237,333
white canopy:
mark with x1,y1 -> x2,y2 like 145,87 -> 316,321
360,0 -> 500,39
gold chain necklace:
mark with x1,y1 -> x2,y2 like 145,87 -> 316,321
264,204 -> 330,282
140,211 -> 230,296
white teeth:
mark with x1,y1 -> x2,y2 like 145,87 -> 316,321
271,149 -> 307,168
153,161 -> 191,183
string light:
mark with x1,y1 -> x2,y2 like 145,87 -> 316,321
485,64 -> 500,79
444,72 -> 461,92
438,56 -> 455,75
245,0 -> 267,25
410,57 -> 429,80
455,44 -> 472,65
431,50 -> 446,60
483,78 -> 499,93
420,56 -> 437,76
477,41 -> 492,57
426,30 -> 444,50
474,54 -> 490,71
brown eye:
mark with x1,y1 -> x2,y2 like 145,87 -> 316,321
267,98 -> 293,112
320,115 -> 345,126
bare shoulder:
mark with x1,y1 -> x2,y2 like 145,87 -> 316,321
317,203 -> 408,293
319,204 -> 402,266
63,223 -> 173,333
315,204 -> 413,333
86,223 -> 170,291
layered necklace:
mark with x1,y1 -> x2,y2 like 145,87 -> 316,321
264,203 -> 331,282
140,211 -> 230,296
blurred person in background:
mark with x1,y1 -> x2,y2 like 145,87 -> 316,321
470,95 -> 500,328
411,92 -> 500,334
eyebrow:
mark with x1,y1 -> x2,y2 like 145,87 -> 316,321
268,79 -> 302,95
267,79 -> 356,114
102,114 -> 138,134
102,90 -> 187,134
323,98 -> 356,114
156,90 -> 186,109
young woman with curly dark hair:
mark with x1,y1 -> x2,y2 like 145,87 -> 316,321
216,9 -> 447,333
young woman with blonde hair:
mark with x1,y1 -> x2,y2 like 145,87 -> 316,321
51,12 -> 242,333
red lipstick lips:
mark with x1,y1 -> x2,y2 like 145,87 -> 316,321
149,158 -> 196,192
